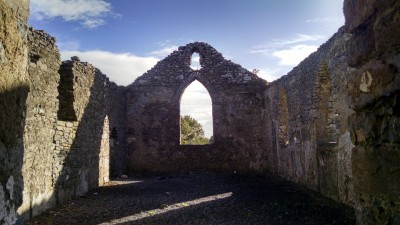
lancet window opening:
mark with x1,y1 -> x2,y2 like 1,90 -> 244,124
179,79 -> 213,145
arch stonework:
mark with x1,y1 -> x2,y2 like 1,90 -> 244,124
126,42 -> 268,172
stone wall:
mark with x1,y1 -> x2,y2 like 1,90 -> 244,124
126,42 -> 268,173
265,28 -> 353,202
0,25 -> 126,222
0,2 -> 126,221
265,0 -> 400,224
0,0 -> 30,224
344,0 -> 400,223
53,59 -> 126,206
17,28 -> 61,219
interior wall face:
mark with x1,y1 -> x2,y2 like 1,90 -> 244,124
18,28 -> 61,219
0,0 -> 30,224
0,20 -> 126,222
1,1 -> 125,221
265,1 -> 400,223
18,48 -> 127,220
264,29 -> 351,199
126,42 -> 268,173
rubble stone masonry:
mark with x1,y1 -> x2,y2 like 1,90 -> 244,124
0,0 -> 30,224
126,42 -> 268,172
0,0 -> 399,224
265,0 -> 400,224
1,23 -> 126,222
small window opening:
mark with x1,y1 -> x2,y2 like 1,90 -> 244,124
58,71 -> 77,121
110,127 -> 118,139
190,52 -> 201,70
180,80 -> 213,145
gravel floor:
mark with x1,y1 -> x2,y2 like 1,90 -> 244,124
26,173 -> 356,225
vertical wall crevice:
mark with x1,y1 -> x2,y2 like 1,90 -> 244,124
314,60 -> 339,200
277,87 -> 292,178
315,61 -> 337,144
278,88 -> 289,148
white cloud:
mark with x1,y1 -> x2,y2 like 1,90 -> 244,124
181,81 -> 213,138
30,0 -> 112,28
272,44 -> 318,66
271,34 -> 324,47
61,50 -> 159,86
149,46 -> 179,58
155,40 -> 173,47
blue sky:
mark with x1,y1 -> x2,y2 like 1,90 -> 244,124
29,0 -> 345,137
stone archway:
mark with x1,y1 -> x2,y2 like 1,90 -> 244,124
126,42 -> 268,172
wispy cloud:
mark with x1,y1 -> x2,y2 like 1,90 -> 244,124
58,40 -> 80,51
61,50 -> 158,86
82,19 -> 107,29
305,17 -> 344,24
248,34 -> 323,67
155,40 -> 173,47
248,34 -> 324,54
148,46 -> 179,58
30,0 -> 114,28
150,38 -> 196,58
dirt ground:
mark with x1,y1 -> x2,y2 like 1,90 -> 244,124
26,173 -> 356,225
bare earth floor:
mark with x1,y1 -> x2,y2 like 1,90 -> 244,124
26,173 -> 356,225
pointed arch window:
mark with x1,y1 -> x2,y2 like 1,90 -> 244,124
180,80 -> 213,145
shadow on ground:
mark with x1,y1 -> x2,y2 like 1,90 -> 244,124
26,173 -> 356,225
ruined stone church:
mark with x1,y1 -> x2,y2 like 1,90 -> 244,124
1,0 -> 399,224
